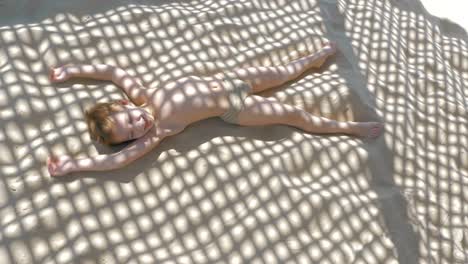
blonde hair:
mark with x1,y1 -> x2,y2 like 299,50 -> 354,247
84,101 -> 124,145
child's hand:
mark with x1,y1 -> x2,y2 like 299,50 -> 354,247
49,66 -> 71,83
47,155 -> 75,177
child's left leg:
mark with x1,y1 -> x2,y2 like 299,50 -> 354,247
235,95 -> 383,138
224,42 -> 337,94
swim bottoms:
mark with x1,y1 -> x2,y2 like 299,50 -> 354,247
218,75 -> 252,124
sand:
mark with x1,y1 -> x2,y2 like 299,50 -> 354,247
0,0 -> 467,263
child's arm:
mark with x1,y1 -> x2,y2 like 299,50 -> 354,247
47,127 -> 168,176
49,64 -> 148,105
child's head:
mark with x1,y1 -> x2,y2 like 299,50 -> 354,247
85,100 -> 154,145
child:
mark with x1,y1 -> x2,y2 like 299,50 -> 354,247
47,42 -> 383,176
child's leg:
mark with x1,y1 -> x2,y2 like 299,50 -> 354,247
236,95 -> 383,138
226,42 -> 337,94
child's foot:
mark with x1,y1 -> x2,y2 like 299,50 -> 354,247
313,42 -> 338,68
352,122 -> 383,139
322,41 -> 337,55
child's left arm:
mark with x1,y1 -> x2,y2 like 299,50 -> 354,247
47,128 -> 167,177
49,64 -> 148,106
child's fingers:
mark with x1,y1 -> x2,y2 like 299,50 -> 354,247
47,161 -> 55,175
47,154 -> 59,176
49,67 -> 56,82
57,71 -> 66,81
47,157 -> 53,172
48,154 -> 58,163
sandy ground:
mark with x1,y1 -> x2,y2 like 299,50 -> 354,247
0,0 -> 467,263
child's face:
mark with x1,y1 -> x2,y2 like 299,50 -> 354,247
109,104 -> 154,144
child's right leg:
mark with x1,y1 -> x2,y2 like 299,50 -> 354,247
235,95 -> 383,138
225,42 -> 337,94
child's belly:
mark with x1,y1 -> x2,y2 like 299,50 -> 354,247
156,76 -> 230,125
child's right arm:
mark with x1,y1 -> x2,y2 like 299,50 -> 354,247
49,64 -> 148,105
47,127 -> 169,177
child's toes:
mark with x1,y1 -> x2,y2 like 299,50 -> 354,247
370,124 -> 383,138
331,43 -> 337,53
325,41 -> 337,54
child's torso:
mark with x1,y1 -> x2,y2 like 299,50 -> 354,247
145,75 -> 231,130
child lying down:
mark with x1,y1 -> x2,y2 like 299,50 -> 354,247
47,42 -> 383,176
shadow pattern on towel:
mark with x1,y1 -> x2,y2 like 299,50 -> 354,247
0,0 -> 467,263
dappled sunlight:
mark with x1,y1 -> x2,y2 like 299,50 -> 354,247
338,0 -> 468,262
0,0 -> 467,263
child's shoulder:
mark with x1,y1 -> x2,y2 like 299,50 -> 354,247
155,122 -> 185,137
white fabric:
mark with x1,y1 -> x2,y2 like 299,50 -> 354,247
0,0 -> 467,263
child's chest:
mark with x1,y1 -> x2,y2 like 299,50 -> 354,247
152,76 -> 228,125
